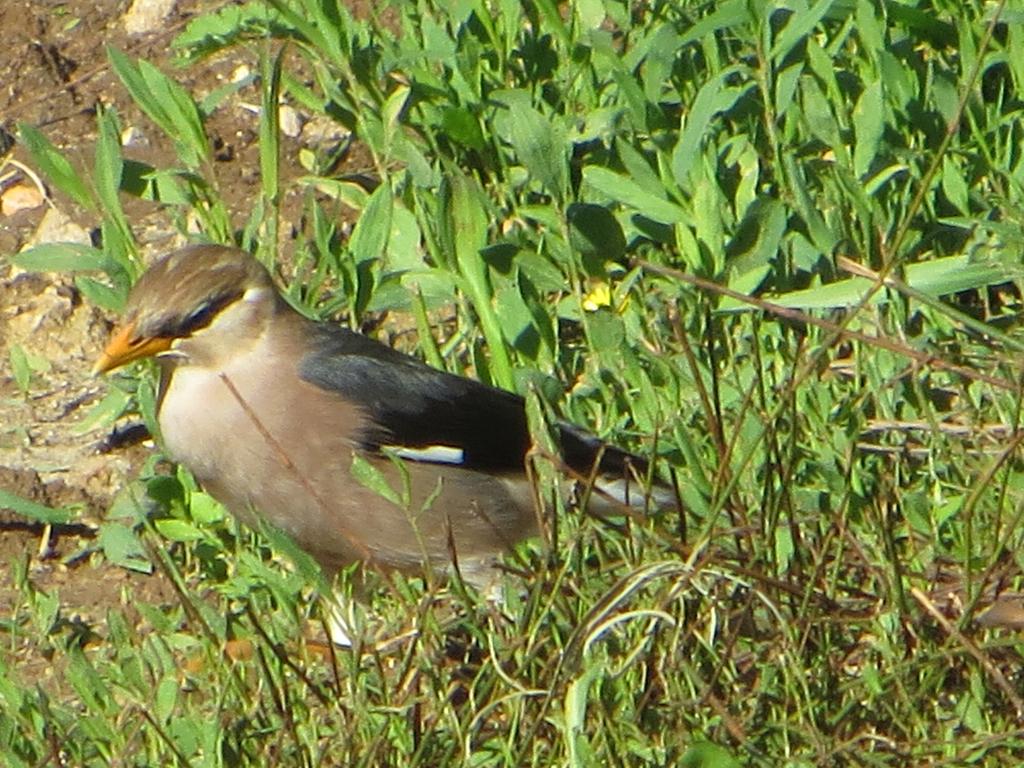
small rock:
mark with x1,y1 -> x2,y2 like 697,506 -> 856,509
25,207 -> 91,248
123,0 -> 176,35
302,114 -> 352,146
1,182 -> 45,216
120,125 -> 148,148
279,104 -> 304,138
230,64 -> 252,83
237,102 -> 305,138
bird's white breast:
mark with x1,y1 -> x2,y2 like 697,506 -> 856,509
156,331 -> 300,522
155,325 -> 537,578
158,353 -> 256,479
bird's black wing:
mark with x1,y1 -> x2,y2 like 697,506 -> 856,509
298,325 -> 648,478
299,325 -> 530,472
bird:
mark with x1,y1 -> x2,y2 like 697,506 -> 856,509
95,244 -> 671,641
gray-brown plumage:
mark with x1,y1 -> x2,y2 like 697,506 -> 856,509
96,245 -> 667,592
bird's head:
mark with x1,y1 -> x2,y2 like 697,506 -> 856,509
94,245 -> 280,374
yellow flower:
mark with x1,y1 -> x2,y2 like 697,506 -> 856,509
582,281 -> 611,312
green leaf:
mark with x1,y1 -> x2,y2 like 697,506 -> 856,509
108,47 -> 210,168
350,453 -> 404,507
852,80 -> 884,178
66,648 -> 116,718
533,0 -> 570,50
17,123 -> 93,209
589,30 -> 649,132
672,71 -> 754,185
565,661 -> 603,768
679,741 -> 742,768
567,203 -> 626,272
770,0 -> 840,63
774,62 -> 803,117
9,345 -> 31,394
385,202 -> 425,272
154,518 -> 206,542
588,309 -> 625,353
173,2 -> 283,55
74,275 -> 127,312
155,677 -> 178,724
98,522 -> 152,572
678,0 -> 747,46
348,182 -> 393,319
615,138 -> 664,200
693,173 -> 725,263
583,166 -> 691,226
514,251 -> 567,292
800,75 -> 841,150
381,84 -> 411,156
440,105 -> 486,153
94,106 -> 128,237
349,183 -> 393,266
0,489 -> 72,525
941,156 -> 970,214
121,162 -> 190,204
296,176 -> 369,209
764,255 -> 1015,310
147,475 -> 185,506
255,518 -> 330,590
494,280 -> 537,357
257,46 -> 284,263
13,244 -> 111,274
503,98 -> 568,200
723,265 -> 772,307
727,198 -> 789,275
73,388 -> 131,435
188,492 -> 226,525
449,173 -> 515,389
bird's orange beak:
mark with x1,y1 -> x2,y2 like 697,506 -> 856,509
93,321 -> 174,375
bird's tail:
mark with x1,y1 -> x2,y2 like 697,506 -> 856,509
557,423 -> 677,513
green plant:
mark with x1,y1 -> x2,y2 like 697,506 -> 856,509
6,0 -> 1024,765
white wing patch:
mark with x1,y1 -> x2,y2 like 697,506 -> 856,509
593,475 -> 676,510
384,444 -> 466,465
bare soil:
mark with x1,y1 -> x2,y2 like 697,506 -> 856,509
0,0 -> 366,685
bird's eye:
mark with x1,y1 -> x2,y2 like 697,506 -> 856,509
175,290 -> 244,336
183,302 -> 216,331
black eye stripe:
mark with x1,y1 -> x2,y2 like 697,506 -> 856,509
185,302 -> 218,329
151,290 -> 244,339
